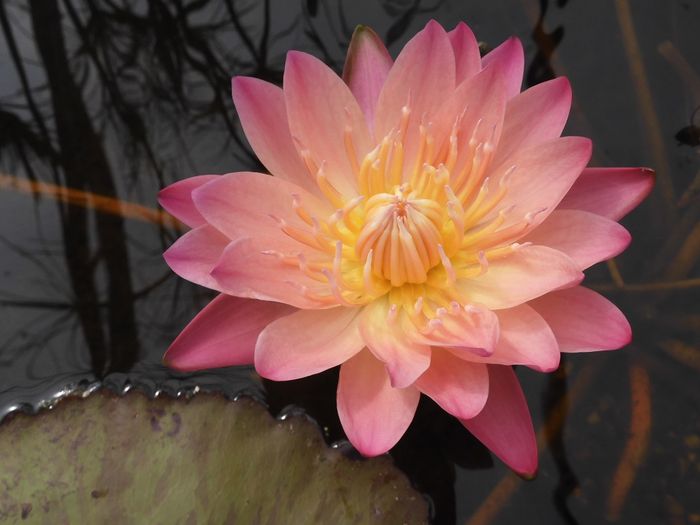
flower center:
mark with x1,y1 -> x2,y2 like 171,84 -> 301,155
356,185 -> 443,286
274,100 -> 549,310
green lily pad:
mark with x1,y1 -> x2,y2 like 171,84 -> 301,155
0,390 -> 428,524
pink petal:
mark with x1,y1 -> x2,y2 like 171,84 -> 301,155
337,348 -> 420,456
359,299 -> 431,389
559,167 -> 655,221
407,303 -> 500,356
416,351 -> 489,419
529,286 -> 632,352
191,171 -> 331,250
163,224 -> 230,291
461,365 -> 538,476
164,294 -> 295,371
211,237 -> 336,310
431,65 -> 506,177
158,175 -> 218,228
524,209 -> 631,270
494,77 -> 572,166
374,20 -> 455,173
455,245 -> 583,309
255,307 -> 364,380
484,304 -> 560,372
481,37 -> 524,99
490,136 -> 593,232
342,25 -> 393,134
284,51 -> 371,196
448,22 -> 481,84
231,77 -> 319,196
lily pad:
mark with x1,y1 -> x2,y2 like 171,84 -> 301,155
0,390 -> 428,524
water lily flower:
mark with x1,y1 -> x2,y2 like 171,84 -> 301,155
159,20 -> 654,476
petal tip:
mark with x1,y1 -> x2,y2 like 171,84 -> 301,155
615,315 -> 633,349
231,75 -> 254,96
517,464 -> 539,480
162,346 -> 195,372
285,49 -> 308,69
640,167 -> 656,191
157,186 -> 173,210
424,18 -> 444,32
353,440 -> 391,458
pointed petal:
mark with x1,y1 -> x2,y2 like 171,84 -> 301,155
211,237 -> 336,310
416,351 -> 489,419
231,77 -> 319,195
164,295 -> 295,371
163,224 -> 230,291
375,20 -> 455,174
284,51 -> 371,196
338,349 -> 420,456
255,307 -> 363,380
481,37 -> 524,99
450,304 -> 560,372
343,25 -> 393,133
494,77 -> 572,166
491,136 -> 593,232
158,175 -> 218,228
359,299 -> 431,389
461,365 -> 538,476
431,65 -> 507,176
524,209 -> 631,270
448,22 -> 481,84
490,304 -> 560,371
191,171 -> 330,249
559,167 -> 655,220
456,245 -> 583,309
529,286 -> 632,352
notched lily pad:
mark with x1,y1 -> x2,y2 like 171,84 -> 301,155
0,391 -> 428,524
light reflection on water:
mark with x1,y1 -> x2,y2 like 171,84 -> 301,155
0,0 -> 698,523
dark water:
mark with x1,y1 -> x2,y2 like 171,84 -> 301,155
0,1 -> 698,523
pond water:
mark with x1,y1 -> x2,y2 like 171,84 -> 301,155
0,0 -> 698,523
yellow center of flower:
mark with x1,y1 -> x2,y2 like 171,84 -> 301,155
355,185 -> 443,286
275,103 -> 540,312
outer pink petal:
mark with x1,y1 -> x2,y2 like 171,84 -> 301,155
559,167 -> 655,221
164,294 -> 295,371
342,25 -> 393,134
481,37 -> 524,99
158,175 -> 218,228
231,77 -> 319,196
211,237 -> 335,310
490,137 -> 593,232
461,365 -> 538,476
524,209 -> 631,270
455,245 -> 583,309
359,299 -> 431,389
529,286 -> 632,352
481,304 -> 560,372
448,22 -> 481,84
284,51 -> 371,196
407,303 -> 499,356
375,20 -> 455,173
337,348 -> 420,456
163,224 -> 230,291
191,171 -> 331,249
255,307 -> 364,380
416,351 -> 489,419
494,77 -> 572,166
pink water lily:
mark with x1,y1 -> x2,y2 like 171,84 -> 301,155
160,20 -> 653,476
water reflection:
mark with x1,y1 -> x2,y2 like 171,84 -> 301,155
0,1 -> 698,524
